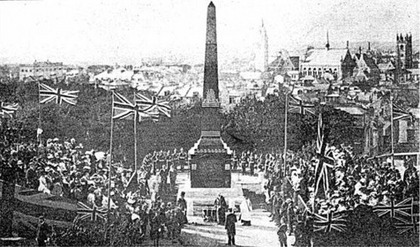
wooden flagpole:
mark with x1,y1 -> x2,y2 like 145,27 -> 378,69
37,80 -> 42,147
107,91 -> 115,221
283,91 -> 289,177
133,92 -> 138,173
390,94 -> 395,168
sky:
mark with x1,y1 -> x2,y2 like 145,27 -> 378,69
0,0 -> 418,65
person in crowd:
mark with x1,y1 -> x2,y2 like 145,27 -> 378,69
38,170 -> 51,194
177,191 -> 188,224
277,217 -> 288,247
215,194 -> 228,225
26,162 -> 38,189
240,195 -> 252,226
225,208 -> 237,246
36,216 -> 51,246
168,164 -> 177,193
231,151 -> 238,171
240,152 -> 247,175
178,148 -> 187,171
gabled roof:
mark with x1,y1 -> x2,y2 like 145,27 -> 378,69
377,61 -> 395,71
361,54 -> 379,70
302,48 -> 348,66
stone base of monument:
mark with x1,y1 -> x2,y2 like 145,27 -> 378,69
177,179 -> 244,217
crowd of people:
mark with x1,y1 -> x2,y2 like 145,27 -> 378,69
2,127 -> 419,246
261,143 -> 420,246
0,134 -> 193,245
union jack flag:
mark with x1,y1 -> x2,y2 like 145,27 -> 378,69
392,104 -> 414,122
373,197 -> 412,219
76,202 -> 107,221
39,83 -> 78,105
313,211 -> 347,233
135,92 -> 171,118
288,95 -> 315,115
313,113 -> 334,199
0,102 -> 19,117
374,198 -> 420,234
113,92 -> 159,122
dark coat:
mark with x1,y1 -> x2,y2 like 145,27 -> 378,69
225,212 -> 237,235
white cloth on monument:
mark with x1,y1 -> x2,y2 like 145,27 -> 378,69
240,197 -> 252,221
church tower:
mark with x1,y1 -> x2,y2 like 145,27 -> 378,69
396,33 -> 413,69
254,20 -> 269,72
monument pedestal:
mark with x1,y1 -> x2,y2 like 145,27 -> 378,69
178,179 -> 243,216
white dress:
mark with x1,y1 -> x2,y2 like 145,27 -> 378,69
38,176 -> 51,194
240,197 -> 252,222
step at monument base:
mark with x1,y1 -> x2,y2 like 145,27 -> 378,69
178,181 -> 243,216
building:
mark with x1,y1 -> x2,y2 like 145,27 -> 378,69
19,61 -> 66,81
396,33 -> 413,70
300,36 -> 355,80
353,48 -> 380,82
254,20 -> 269,72
377,61 -> 395,81
394,33 -> 414,83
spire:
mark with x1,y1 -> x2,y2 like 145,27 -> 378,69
346,41 -> 349,49
368,42 -> 371,51
326,31 -> 330,50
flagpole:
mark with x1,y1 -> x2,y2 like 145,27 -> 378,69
107,92 -> 115,221
133,92 -> 138,173
37,81 -> 42,150
283,91 -> 289,177
390,94 -> 395,168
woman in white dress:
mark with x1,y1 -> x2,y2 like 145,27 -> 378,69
240,195 -> 253,226
38,171 -> 51,194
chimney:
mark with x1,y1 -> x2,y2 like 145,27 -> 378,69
368,42 -> 371,51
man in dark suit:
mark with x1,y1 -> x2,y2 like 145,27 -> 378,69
36,216 -> 50,246
225,208 -> 237,246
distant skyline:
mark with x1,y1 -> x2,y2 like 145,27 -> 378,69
0,0 -> 418,65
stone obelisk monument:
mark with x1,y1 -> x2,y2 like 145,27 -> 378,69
181,2 -> 242,216
189,1 -> 232,188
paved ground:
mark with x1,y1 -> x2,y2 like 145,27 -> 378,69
140,209 -> 295,247
164,171 -> 294,247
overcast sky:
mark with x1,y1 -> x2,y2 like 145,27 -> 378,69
0,0 -> 418,64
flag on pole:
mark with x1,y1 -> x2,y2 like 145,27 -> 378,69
112,92 -> 136,120
39,83 -> 79,105
392,104 -> 414,122
113,92 -> 159,122
316,112 -> 324,152
0,102 -> 19,117
135,93 -> 171,117
313,211 -> 347,233
288,95 -> 316,115
76,202 -> 107,221
313,112 -> 334,199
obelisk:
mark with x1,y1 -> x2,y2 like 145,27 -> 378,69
188,1 -> 232,188
201,1 -> 221,137
203,1 -> 219,101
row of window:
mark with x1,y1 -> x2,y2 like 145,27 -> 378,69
21,67 -> 64,73
302,67 -> 338,71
